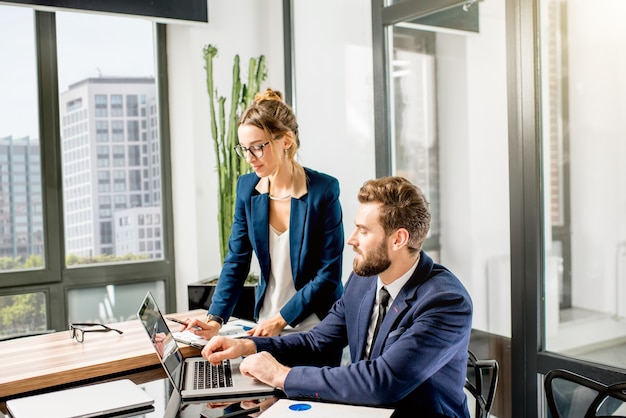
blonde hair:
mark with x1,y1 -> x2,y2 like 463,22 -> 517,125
238,88 -> 304,185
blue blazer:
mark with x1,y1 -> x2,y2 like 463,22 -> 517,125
209,167 -> 344,326
253,251 -> 473,418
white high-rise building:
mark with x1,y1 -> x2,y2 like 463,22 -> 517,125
60,77 -> 162,259
0,136 -> 43,260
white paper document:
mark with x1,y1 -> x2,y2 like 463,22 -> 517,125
173,318 -> 257,347
260,399 -> 394,418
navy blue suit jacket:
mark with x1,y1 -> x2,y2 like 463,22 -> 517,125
253,251 -> 473,418
209,167 -> 344,326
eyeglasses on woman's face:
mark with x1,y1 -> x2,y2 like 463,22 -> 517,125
234,141 -> 270,159
68,322 -> 123,343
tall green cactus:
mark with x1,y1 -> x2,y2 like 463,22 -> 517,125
203,45 -> 267,264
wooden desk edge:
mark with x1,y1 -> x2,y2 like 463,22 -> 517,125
0,353 -> 157,399
0,310 -> 204,399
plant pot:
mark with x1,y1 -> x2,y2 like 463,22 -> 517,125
187,276 -> 257,322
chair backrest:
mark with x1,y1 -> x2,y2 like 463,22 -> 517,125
586,381 -> 626,418
465,350 -> 499,418
544,369 -> 626,418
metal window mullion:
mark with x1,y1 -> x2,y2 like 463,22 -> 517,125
381,0 -> 467,26
155,23 -> 177,313
35,10 -> 67,332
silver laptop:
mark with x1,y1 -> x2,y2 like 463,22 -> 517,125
137,291 -> 277,402
5,379 -> 154,418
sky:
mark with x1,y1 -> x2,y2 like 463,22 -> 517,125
0,5 -> 155,139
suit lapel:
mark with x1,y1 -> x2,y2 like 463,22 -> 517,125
358,284 -> 377,360
355,251 -> 434,360
289,197 -> 307,282
368,265 -> 424,359
251,193 -> 270,280
369,290 -> 409,359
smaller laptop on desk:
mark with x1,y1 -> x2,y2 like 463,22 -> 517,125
5,379 -> 154,418
136,291 -> 278,402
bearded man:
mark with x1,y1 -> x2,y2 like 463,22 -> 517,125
202,176 -> 473,418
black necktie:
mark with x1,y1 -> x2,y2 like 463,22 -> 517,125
369,287 -> 390,358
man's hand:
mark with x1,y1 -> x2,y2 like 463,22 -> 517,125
201,336 -> 256,364
240,352 -> 290,389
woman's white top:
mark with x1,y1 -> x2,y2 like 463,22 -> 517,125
258,225 -> 320,333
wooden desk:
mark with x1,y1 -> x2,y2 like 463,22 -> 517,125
0,310 -> 206,400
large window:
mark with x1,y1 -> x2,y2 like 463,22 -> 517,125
0,6 -> 43,271
0,4 -> 175,339
57,11 -> 165,267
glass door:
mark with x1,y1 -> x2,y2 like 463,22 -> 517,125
373,0 -> 510,415
539,0 -> 626,372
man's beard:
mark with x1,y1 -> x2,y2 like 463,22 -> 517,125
353,239 -> 391,277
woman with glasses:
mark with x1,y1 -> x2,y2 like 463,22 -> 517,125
184,89 -> 344,354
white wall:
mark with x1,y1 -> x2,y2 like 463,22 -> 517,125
293,0 -> 375,281
167,0 -> 374,310
167,0 -> 286,310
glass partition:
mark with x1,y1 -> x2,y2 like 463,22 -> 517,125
540,0 -> 626,370
387,0 -> 510,337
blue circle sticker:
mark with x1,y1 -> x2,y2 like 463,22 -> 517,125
288,403 -> 312,411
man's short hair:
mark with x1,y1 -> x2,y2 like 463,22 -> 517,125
357,176 -> 431,254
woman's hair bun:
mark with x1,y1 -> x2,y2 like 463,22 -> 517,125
255,88 -> 283,103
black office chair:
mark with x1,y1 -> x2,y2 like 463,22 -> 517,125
465,350 -> 499,418
544,368 -> 626,418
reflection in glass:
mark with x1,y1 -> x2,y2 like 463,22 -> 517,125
0,6 -> 45,271
56,11 -> 164,266
541,0 -> 626,369
391,28 -> 439,246
387,0 -> 509,336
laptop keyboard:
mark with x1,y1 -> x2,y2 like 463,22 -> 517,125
193,359 -> 234,389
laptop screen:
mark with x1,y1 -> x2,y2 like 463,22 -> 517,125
137,292 -> 184,390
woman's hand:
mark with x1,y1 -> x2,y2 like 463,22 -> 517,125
247,313 -> 287,337
182,318 -> 220,340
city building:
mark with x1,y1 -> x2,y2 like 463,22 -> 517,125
59,77 -> 162,259
0,136 -> 43,261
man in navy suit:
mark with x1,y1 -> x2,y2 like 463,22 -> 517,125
202,176 -> 473,417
